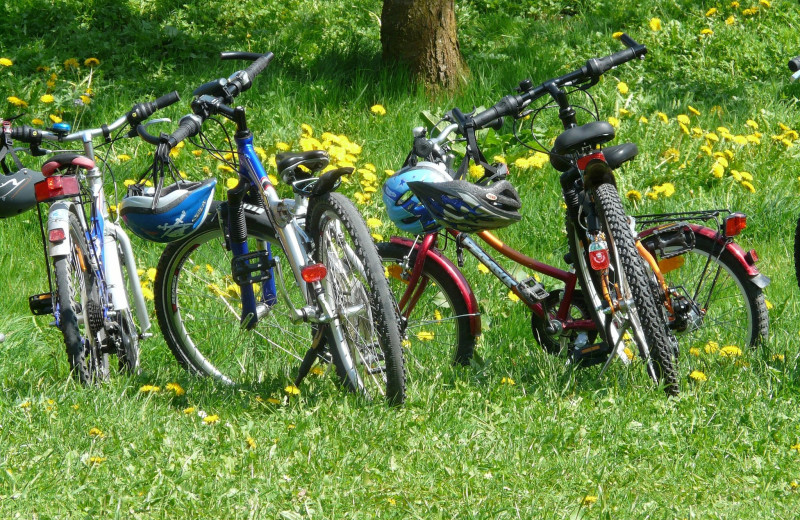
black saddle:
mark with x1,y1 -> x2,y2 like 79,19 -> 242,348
276,150 -> 329,182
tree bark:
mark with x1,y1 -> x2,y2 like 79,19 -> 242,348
381,0 -> 467,90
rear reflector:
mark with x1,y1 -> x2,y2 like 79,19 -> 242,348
48,228 -> 66,242
723,212 -> 747,237
34,176 -> 80,202
301,263 -> 327,282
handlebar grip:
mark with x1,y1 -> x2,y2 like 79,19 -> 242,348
166,115 -> 203,148
585,34 -> 647,77
127,91 -> 181,125
472,95 -> 521,129
9,125 -> 42,144
790,56 -> 800,72
242,53 -> 274,87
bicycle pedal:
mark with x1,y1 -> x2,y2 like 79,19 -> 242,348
28,293 -> 53,316
517,277 -> 549,302
569,342 -> 612,368
231,251 -> 276,285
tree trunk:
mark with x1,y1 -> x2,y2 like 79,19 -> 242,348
381,0 -> 467,90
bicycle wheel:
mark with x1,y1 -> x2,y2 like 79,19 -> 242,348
794,214 -> 800,291
155,205 -> 316,385
569,183 -> 679,395
53,211 -> 109,384
643,232 -> 768,350
115,308 -> 140,374
306,193 -> 406,404
377,241 -> 476,370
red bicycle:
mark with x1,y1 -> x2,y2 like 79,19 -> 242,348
379,36 -> 769,395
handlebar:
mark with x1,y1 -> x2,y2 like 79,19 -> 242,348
471,34 -> 646,130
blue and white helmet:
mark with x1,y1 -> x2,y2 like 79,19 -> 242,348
120,178 -> 216,243
382,161 -> 452,234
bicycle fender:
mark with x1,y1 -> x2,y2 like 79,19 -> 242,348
389,236 -> 482,336
46,201 -> 75,258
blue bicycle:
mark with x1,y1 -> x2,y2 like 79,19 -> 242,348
1,93 -> 179,383
128,53 -> 406,404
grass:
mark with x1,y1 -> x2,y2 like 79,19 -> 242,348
2,0 -> 800,518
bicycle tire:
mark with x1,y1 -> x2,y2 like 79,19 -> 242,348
569,183 -> 679,395
794,214 -> 800,292
377,241 -> 476,368
645,232 -> 768,350
53,212 -> 109,384
155,204 -> 319,385
116,308 -> 140,374
306,193 -> 406,405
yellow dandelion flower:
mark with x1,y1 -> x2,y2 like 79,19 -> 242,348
40,94 -> 54,104
706,8 -> 718,16
88,427 -> 105,438
608,116 -> 620,128
689,370 -> 708,382
725,15 -> 736,25
203,414 -> 220,425
772,354 -> 785,362
63,58 -> 79,69
19,400 -> 31,408
700,28 -> 714,36
310,366 -> 325,376
49,114 -> 62,124
649,18 -> 662,31
84,57 -> 100,67
791,443 -> 800,452
183,406 -> 196,414
370,104 -> 387,116
626,190 -> 642,202
677,114 -> 691,125
366,217 -> 382,229
582,495 -> 598,507
416,331 -> 434,341
764,299 -> 773,310
275,141 -> 290,151
500,377 -> 515,385
719,345 -> 743,357
731,1 -> 740,7
746,119 -> 758,130
617,81 -> 629,95
0,57 -> 12,67
791,480 -> 798,489
139,385 -> 160,393
657,112 -> 669,123
688,106 -> 701,116
141,286 -> 154,301
246,436 -> 257,449
79,95 -> 91,105
689,347 -> 701,357
267,398 -> 281,405
477,263 -> 490,274
165,383 -> 185,396
662,148 -> 680,162
300,123 -> 313,137
711,163 -> 725,178
612,31 -> 623,39
679,123 -> 689,135
371,233 -> 383,241
7,96 -> 28,107
704,341 -> 719,354
705,133 -> 719,143
758,0 -> 769,6
740,181 -> 755,193
285,384 -> 301,396
469,163 -> 485,179
508,291 -> 520,302
31,118 -> 45,125
638,116 -> 649,124
88,456 -> 107,464
742,7 -> 757,15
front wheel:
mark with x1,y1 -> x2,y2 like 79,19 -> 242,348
307,193 -> 406,405
569,183 -> 679,395
794,214 -> 800,292
53,212 -> 109,384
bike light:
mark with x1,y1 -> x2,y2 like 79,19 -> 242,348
745,249 -> 759,265
48,228 -> 66,242
723,212 -> 747,237
34,176 -> 80,202
301,263 -> 327,282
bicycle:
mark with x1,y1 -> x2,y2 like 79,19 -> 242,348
789,55 -> 800,291
131,52 -> 406,404
380,35 -> 770,395
0,92 -> 180,383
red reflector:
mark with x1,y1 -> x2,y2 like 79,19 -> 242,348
745,249 -> 758,265
723,212 -> 747,237
576,151 -> 606,171
48,228 -> 66,242
301,263 -> 327,282
34,176 -> 80,202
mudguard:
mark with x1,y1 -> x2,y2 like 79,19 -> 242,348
46,201 -> 76,258
0,168 -> 44,218
389,235 -> 482,336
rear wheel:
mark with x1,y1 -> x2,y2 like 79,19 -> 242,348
53,212 -> 109,384
307,193 -> 406,405
378,241 -> 476,370
569,183 -> 679,395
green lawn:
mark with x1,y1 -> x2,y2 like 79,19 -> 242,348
1,0 -> 800,518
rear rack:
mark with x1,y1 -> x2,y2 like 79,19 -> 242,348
634,209 -> 731,231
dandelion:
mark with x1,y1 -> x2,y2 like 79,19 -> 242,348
165,383 -> 185,396
689,370 -> 708,382
63,58 -> 79,69
704,341 -> 719,354
88,456 -> 107,465
742,7 -> 757,15
617,81 -> 629,95
725,15 -> 736,25
84,57 -> 100,67
31,118 -> 44,126
141,286 -> 154,301
0,58 -> 12,67
79,95 -> 91,105
7,96 -> 28,107
246,436 -> 257,449
183,406 -> 196,414
49,114 -> 62,124
366,217 -> 382,229
40,94 -> 55,104
772,354 -> 785,362
791,481 -> 799,490
88,427 -> 105,438
758,0 -> 770,6
582,495 -> 598,507
689,347 -> 701,356
203,414 -> 220,425
706,7 -> 717,16
139,384 -> 160,393
746,119 -> 758,130
416,331 -> 434,341
310,366 -> 324,376
508,291 -> 520,302
657,112 -> 669,123
765,299 -> 773,310
705,132 -> 719,142
477,263 -> 490,274
662,148 -> 680,162
677,114 -> 691,125
387,498 -> 397,506
638,116 -> 649,124
608,116 -> 620,128
711,162 -> 725,178
469,163 -> 485,179
700,28 -> 714,36
301,123 -> 313,137
791,443 -> 800,453
649,18 -> 662,31
19,400 -> 31,409
719,345 -> 743,357
267,398 -> 281,405
626,190 -> 642,202
741,181 -> 755,193
370,104 -> 387,116
500,377 -> 515,385
284,384 -> 301,396
731,1 -> 740,7
623,347 -> 635,360
688,105 -> 701,116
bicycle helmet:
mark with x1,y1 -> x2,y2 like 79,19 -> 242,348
382,161 -> 452,234
119,178 -> 217,242
407,178 -> 522,232
0,168 -> 45,218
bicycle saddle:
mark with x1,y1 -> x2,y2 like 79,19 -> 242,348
42,153 -> 95,176
552,121 -> 616,155
276,150 -> 329,182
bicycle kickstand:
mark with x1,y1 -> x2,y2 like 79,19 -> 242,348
294,326 -> 328,387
